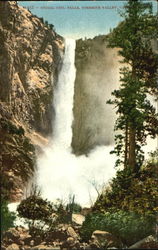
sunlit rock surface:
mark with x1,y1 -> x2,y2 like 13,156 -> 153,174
0,1 -> 64,201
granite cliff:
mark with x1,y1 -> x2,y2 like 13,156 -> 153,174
72,36 -> 121,155
0,1 -> 64,201
0,1 -> 122,201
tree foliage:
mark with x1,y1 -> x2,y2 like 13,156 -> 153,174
1,201 -> 16,232
93,150 -> 158,215
107,0 -> 158,171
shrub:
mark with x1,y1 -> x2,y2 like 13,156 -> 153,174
17,195 -> 55,237
93,152 -> 158,214
80,211 -> 156,246
55,203 -> 70,224
17,195 -> 54,222
66,202 -> 82,213
23,137 -> 35,152
1,201 -> 16,232
17,195 -> 76,237
0,119 -> 25,135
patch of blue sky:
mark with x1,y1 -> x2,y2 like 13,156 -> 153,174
18,1 -> 157,39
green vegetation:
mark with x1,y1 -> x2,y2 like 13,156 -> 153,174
17,194 -> 82,238
17,195 -> 55,238
75,35 -> 107,69
39,16 -> 55,31
80,1 -> 158,247
45,20 -> 48,26
49,24 -> 54,30
81,152 -> 158,247
44,21 -> 55,31
107,0 -> 158,172
66,202 -> 81,214
1,201 -> 16,232
17,195 -> 54,223
1,2 -> 157,248
80,211 -> 155,246
93,152 -> 158,214
23,137 -> 35,152
0,118 -> 25,135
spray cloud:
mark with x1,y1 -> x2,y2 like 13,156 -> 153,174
37,39 -> 116,206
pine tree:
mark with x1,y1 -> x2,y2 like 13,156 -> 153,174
107,0 -> 158,172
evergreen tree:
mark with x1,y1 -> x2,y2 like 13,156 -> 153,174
45,20 -> 48,27
107,0 -> 158,172
49,24 -> 54,30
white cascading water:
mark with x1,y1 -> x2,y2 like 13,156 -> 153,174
52,39 -> 76,150
8,39 -> 157,220
37,38 -> 116,206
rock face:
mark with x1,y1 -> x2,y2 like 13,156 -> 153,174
72,36 -> 121,155
0,1 -> 64,201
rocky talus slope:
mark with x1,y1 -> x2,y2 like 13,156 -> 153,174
0,1 -> 64,201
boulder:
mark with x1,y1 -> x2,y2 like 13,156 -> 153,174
129,235 -> 158,249
75,240 -> 81,249
19,232 -> 31,241
92,230 -> 113,239
91,230 -> 121,248
4,228 -> 20,242
72,214 -> 85,225
3,227 -> 31,247
47,225 -> 79,242
47,230 -> 67,241
1,246 -> 6,250
61,238 -> 81,250
3,228 -> 23,246
32,245 -> 58,250
34,235 -> 43,246
30,240 -> 35,246
21,246 -> 31,250
89,235 -> 100,249
67,237 -> 76,245
6,243 -> 19,250
23,236 -> 33,245
67,226 -> 79,240
89,242 -> 100,249
45,224 -> 68,242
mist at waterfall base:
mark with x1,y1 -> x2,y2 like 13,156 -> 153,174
36,39 -> 116,207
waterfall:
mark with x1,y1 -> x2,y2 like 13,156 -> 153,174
37,39 -> 116,206
8,39 -> 157,218
52,39 -> 76,150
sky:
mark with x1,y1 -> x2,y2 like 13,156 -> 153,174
18,1 -> 157,39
